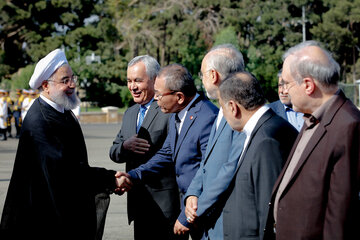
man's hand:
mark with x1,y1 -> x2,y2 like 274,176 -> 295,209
114,171 -> 133,194
185,196 -> 198,223
123,134 -> 150,154
173,219 -> 189,235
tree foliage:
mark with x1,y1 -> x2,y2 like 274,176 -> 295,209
0,0 -> 359,106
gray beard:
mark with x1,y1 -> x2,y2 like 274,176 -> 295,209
206,89 -> 217,100
50,90 -> 80,110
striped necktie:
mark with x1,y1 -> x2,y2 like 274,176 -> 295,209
137,105 -> 147,133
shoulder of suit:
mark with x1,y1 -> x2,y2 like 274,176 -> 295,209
268,100 -> 282,109
124,103 -> 139,114
199,98 -> 219,113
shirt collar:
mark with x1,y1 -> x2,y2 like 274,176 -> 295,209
303,89 -> 340,129
141,98 -> 154,110
177,93 -> 199,123
40,94 -> 65,113
242,105 -> 270,138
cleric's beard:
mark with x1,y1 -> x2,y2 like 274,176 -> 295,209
50,90 -> 80,110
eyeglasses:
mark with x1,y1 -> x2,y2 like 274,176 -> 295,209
281,80 -> 297,90
47,75 -> 78,85
198,70 -> 212,80
155,91 -> 177,100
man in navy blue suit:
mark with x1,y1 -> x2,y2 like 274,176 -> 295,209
116,63 -> 218,239
183,44 -> 246,239
268,70 -> 304,131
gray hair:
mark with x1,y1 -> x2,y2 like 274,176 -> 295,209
206,43 -> 245,79
220,71 -> 266,111
128,55 -> 160,80
158,63 -> 197,97
283,40 -> 340,87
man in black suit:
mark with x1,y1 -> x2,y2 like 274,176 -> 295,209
218,71 -> 298,240
109,55 -> 179,240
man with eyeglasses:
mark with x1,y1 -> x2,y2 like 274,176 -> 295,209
268,70 -> 304,131
0,49 -> 129,240
264,41 -> 360,240
109,55 -> 179,240
117,63 -> 218,240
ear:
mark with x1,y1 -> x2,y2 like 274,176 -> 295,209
41,80 -> 50,93
176,92 -> 186,105
210,69 -> 221,86
303,77 -> 315,95
228,100 -> 241,119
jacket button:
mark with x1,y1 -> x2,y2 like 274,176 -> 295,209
203,169 -> 206,173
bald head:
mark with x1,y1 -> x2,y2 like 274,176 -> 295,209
283,41 -> 340,91
203,44 -> 245,80
219,71 -> 266,111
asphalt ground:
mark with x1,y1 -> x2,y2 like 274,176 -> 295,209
0,123 -> 134,240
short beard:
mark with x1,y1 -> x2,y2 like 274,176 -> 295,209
50,90 -> 80,110
206,89 -> 217,100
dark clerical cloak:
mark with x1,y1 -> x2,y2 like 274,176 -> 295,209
0,97 -> 116,240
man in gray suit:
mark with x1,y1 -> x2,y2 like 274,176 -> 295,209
219,71 -> 298,240
109,55 -> 179,240
184,44 -> 246,239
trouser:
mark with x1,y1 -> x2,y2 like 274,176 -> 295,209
1,128 -> 7,140
6,116 -> 12,136
14,116 -> 21,137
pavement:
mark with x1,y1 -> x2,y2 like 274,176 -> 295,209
0,123 -> 134,240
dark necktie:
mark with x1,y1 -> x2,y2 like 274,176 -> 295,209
137,105 -> 147,133
175,114 -> 181,134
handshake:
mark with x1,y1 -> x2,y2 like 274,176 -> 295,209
114,171 -> 133,195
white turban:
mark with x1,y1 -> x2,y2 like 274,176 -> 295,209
29,49 -> 68,89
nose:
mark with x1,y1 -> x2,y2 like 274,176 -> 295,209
130,81 -> 138,90
69,80 -> 76,88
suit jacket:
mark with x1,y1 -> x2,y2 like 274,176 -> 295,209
184,116 -> 246,239
222,108 -> 298,240
264,91 -> 360,240
268,100 -> 287,120
128,95 -> 218,227
109,100 -> 179,224
1,98 -> 117,240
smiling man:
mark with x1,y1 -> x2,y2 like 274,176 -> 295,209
117,63 -> 218,240
109,55 -> 179,240
0,49 -> 126,240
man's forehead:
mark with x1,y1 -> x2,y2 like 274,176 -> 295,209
53,65 -> 72,76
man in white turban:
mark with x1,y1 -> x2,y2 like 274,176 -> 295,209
0,49 -> 131,240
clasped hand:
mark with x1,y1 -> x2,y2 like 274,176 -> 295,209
114,171 -> 133,195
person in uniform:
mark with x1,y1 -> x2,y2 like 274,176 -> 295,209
0,89 -> 8,141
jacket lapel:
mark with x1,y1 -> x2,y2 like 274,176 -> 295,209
285,93 -> 346,189
235,109 -> 273,173
174,97 -> 202,159
130,105 -> 140,134
275,92 -> 347,198
140,101 -> 159,131
204,117 -> 227,164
